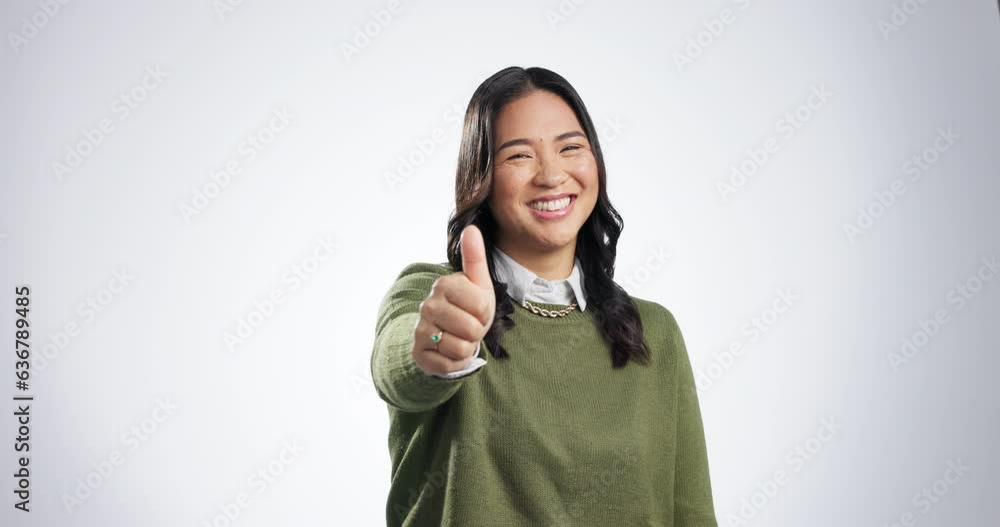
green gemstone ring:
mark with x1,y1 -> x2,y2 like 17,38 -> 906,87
430,330 -> 444,350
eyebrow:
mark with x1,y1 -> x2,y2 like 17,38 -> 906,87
495,131 -> 587,153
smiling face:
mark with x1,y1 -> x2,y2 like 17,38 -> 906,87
487,89 -> 599,264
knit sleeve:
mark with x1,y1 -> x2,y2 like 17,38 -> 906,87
663,307 -> 719,526
370,262 -> 485,412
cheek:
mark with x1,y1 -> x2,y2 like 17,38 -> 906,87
489,175 -> 522,210
494,163 -> 532,181
570,157 -> 599,186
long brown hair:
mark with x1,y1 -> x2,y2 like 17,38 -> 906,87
445,66 -> 651,368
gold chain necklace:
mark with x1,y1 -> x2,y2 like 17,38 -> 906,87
521,299 -> 579,317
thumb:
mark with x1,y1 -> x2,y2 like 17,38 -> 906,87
460,224 -> 491,290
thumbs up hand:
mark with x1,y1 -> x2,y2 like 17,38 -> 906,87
412,225 -> 496,377
459,224 -> 495,300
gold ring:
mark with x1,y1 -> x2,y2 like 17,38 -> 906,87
430,330 -> 444,351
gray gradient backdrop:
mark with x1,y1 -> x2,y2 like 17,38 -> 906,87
2,0 -> 999,525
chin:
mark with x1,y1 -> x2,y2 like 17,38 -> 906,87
533,231 -> 578,248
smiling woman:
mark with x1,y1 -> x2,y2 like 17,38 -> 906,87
371,66 -> 719,526
488,89 -> 598,276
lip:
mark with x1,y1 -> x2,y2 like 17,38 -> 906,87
527,194 -> 576,220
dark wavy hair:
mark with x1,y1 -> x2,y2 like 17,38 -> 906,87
445,66 -> 651,368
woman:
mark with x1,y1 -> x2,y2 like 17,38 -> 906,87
371,66 -> 718,526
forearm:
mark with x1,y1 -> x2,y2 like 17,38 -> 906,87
371,311 -> 478,412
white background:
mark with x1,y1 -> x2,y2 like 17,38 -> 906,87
2,0 -> 999,525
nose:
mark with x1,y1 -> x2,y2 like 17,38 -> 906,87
534,149 -> 567,187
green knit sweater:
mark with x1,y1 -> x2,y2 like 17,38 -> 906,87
371,262 -> 718,526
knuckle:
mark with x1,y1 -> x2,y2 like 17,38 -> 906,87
455,342 -> 469,358
441,340 -> 472,362
450,342 -> 468,360
420,298 -> 442,320
435,278 -> 459,302
478,296 -> 493,323
461,320 -> 481,342
429,276 -> 448,295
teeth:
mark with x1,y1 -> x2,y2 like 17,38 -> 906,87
529,196 -> 571,211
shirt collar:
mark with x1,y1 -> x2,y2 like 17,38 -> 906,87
491,247 -> 587,311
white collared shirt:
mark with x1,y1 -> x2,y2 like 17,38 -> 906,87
432,247 -> 586,379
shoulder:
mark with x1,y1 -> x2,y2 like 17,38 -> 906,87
384,261 -> 456,295
627,294 -> 684,347
628,294 -> 679,327
375,262 -> 456,327
396,261 -> 455,279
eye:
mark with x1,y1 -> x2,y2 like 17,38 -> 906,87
562,144 -> 584,152
508,152 -> 531,160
